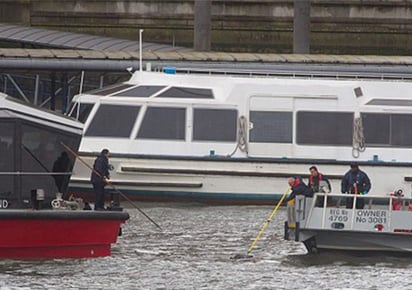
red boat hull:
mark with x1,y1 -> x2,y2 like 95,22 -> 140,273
0,210 -> 129,259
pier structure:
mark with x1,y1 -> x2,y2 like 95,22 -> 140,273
1,23 -> 412,111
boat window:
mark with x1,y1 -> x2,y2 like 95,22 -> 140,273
362,113 -> 412,147
193,108 -> 237,142
0,121 -> 15,202
361,113 -> 390,145
111,85 -> 166,97
391,114 -> 412,146
85,104 -> 140,138
249,111 -> 292,143
85,83 -> 134,96
68,103 -> 94,123
297,111 -> 353,145
157,87 -> 214,99
21,123 -> 81,208
366,99 -> 412,107
137,107 -> 186,140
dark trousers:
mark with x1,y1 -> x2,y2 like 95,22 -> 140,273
93,182 -> 105,210
346,196 -> 364,209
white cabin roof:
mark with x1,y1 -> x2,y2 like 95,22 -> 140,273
0,93 -> 83,136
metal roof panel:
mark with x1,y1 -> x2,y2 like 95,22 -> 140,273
0,23 -> 192,52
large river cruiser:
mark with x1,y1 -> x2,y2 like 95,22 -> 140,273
67,70 -> 412,204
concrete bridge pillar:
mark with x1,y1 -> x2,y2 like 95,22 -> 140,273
194,0 -> 211,51
293,0 -> 311,54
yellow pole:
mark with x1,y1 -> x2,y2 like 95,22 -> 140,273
247,187 -> 290,254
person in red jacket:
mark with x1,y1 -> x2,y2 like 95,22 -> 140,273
308,166 -> 332,207
285,176 -> 313,203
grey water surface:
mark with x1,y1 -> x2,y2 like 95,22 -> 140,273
1,204 -> 411,290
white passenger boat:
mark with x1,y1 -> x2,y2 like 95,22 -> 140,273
67,70 -> 412,204
285,193 -> 412,253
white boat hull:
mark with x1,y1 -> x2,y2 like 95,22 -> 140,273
69,154 -> 412,204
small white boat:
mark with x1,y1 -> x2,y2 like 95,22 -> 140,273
285,192 -> 412,253
67,70 -> 412,204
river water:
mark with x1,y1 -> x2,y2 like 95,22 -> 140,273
1,203 -> 412,290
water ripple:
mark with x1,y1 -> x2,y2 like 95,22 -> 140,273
0,204 -> 411,289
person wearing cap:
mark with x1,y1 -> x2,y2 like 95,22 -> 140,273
91,149 -> 111,210
285,176 -> 314,203
341,163 -> 371,209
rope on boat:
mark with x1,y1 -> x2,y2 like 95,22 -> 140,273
228,115 -> 249,157
352,117 -> 366,158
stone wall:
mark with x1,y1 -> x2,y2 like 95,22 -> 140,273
3,0 -> 412,54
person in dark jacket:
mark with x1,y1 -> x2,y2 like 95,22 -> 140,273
91,149 -> 111,210
341,163 -> 371,209
284,176 -> 314,203
308,166 -> 332,207
52,151 -> 71,194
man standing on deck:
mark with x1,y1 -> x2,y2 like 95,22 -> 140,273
341,163 -> 371,209
308,166 -> 331,206
91,149 -> 111,210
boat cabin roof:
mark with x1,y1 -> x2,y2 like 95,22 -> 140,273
0,93 -> 83,135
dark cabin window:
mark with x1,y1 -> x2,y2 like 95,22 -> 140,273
157,87 -> 214,99
361,113 -> 412,147
112,86 -> 166,97
20,123 -> 81,207
0,121 -> 15,201
250,111 -> 292,143
193,108 -> 237,142
361,113 -> 390,145
297,111 -> 353,145
68,103 -> 94,123
391,114 -> 412,146
85,84 -> 134,96
137,107 -> 186,140
85,104 -> 140,138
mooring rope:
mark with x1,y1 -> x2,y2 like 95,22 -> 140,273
352,117 -> 366,158
227,115 -> 248,157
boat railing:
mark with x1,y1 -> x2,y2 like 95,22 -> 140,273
295,192 -> 412,232
0,172 -> 71,176
164,66 -> 412,81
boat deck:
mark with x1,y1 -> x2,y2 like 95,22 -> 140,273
285,193 -> 412,253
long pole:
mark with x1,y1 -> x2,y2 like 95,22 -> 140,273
61,142 -> 162,230
247,187 -> 290,254
21,144 -> 50,173
139,29 -> 144,72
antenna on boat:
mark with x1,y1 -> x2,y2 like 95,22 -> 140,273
76,70 -> 85,120
139,29 -> 144,72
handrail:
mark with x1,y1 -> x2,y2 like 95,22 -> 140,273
172,67 -> 412,82
311,192 -> 411,231
0,172 -> 71,176
314,192 -> 410,200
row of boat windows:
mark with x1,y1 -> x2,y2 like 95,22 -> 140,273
251,111 -> 412,147
0,120 -> 81,207
76,103 -> 412,147
85,105 -> 237,142
86,84 -> 214,99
